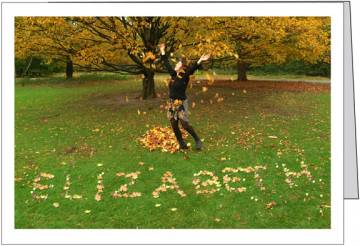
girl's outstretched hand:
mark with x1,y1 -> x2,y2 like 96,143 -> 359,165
198,54 -> 211,64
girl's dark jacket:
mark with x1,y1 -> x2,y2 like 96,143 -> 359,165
161,54 -> 201,100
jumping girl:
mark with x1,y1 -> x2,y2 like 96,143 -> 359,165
159,43 -> 210,150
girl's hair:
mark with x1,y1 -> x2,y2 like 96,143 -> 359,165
179,55 -> 189,67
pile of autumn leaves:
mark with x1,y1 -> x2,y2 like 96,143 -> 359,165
139,126 -> 188,153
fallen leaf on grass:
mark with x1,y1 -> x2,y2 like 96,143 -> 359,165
40,172 -> 55,179
33,183 -> 49,190
236,187 -> 247,193
217,97 -> 224,103
265,201 -> 277,209
33,177 -> 41,182
95,193 -> 102,202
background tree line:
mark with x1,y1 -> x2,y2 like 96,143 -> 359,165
15,16 -> 330,98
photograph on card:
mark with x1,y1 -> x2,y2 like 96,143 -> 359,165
14,16 -> 331,229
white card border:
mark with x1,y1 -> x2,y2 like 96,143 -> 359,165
1,1 -> 344,245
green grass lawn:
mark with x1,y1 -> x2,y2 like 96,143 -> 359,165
15,74 -> 330,228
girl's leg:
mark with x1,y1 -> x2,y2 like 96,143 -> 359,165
179,119 -> 202,150
179,119 -> 200,141
170,118 -> 188,149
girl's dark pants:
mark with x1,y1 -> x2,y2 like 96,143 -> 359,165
170,118 -> 200,147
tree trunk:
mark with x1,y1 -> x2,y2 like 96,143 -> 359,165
142,70 -> 156,99
23,56 -> 33,76
237,61 -> 248,81
66,58 -> 73,79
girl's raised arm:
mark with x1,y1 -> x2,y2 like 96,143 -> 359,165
160,43 -> 176,77
185,54 -> 210,76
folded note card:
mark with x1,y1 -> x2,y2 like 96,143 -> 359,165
1,1 -> 353,245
